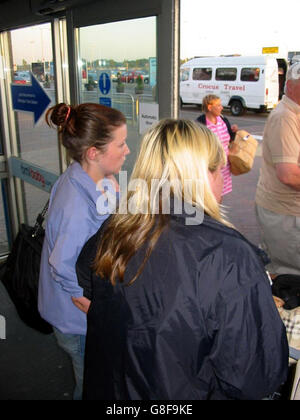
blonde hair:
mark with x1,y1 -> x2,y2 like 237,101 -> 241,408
202,94 -> 220,113
94,119 -> 230,285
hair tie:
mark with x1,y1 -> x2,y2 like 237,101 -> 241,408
65,106 -> 71,123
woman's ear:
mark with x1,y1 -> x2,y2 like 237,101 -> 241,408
85,146 -> 100,161
208,167 -> 224,204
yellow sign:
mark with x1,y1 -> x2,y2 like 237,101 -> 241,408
262,47 -> 279,54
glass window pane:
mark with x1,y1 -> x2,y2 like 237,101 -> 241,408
0,92 -> 3,156
0,180 -> 9,255
180,68 -> 190,81
23,183 -> 50,227
10,24 -> 59,174
215,68 -> 237,81
78,17 -> 157,177
10,23 -> 59,224
192,67 -> 212,81
241,67 -> 260,82
0,127 -> 3,155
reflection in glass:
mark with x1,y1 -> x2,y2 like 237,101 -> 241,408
10,23 -> 59,174
10,23 -> 59,225
78,17 -> 157,176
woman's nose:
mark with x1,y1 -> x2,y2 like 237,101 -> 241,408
125,144 -> 130,155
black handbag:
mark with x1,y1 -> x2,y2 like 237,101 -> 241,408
1,201 -> 53,334
272,274 -> 300,310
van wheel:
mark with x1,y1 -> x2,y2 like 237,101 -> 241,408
230,100 -> 245,116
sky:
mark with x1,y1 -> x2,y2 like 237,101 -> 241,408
10,17 -> 157,65
181,0 -> 300,59
9,0 -> 300,65
79,18 -> 156,62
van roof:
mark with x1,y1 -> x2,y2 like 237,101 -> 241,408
182,55 -> 278,68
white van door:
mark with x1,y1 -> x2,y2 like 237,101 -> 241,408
215,67 -> 238,107
264,62 -> 279,108
239,66 -> 264,109
190,66 -> 215,106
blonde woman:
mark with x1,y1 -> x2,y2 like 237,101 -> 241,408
77,119 -> 288,400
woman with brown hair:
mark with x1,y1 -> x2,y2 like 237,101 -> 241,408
38,103 -> 129,399
77,119 -> 288,400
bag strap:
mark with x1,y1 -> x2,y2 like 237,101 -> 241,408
32,199 -> 49,238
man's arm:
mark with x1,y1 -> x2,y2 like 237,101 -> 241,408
275,162 -> 300,191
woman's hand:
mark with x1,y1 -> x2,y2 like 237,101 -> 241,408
231,124 -> 239,133
273,296 -> 284,309
71,296 -> 91,314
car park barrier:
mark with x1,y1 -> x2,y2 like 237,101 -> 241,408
112,93 -> 135,123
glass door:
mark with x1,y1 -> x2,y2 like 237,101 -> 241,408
0,20 -> 69,227
0,178 -> 10,256
8,23 -> 58,225
0,119 -> 9,256
77,16 -> 158,177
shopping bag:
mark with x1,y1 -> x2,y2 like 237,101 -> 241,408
1,202 -> 53,334
228,130 -> 258,175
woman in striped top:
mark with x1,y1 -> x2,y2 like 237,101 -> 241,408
197,95 -> 238,196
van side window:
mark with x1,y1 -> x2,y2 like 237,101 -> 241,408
192,68 -> 212,81
180,68 -> 190,82
216,68 -> 237,81
241,68 -> 260,82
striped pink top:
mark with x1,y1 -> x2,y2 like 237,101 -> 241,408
206,116 -> 232,196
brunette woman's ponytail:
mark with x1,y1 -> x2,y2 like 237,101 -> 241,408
45,103 -> 126,163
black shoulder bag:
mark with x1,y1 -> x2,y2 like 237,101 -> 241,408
1,201 -> 53,334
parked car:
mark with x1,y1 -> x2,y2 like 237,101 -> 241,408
121,70 -> 149,84
135,70 -> 149,84
87,71 -> 98,86
111,70 -> 119,82
121,71 -> 135,83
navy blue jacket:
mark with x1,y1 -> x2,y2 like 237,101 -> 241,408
77,211 -> 289,400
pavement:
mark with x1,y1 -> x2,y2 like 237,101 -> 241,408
223,144 -> 263,246
0,145 -> 264,400
0,264 -> 74,400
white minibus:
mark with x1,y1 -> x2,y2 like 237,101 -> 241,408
180,56 -> 284,116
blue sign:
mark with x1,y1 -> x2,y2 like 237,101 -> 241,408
100,97 -> 112,107
99,72 -> 111,95
149,57 -> 157,87
9,156 -> 58,193
11,72 -> 51,124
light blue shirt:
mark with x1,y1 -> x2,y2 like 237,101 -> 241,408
38,162 -> 109,335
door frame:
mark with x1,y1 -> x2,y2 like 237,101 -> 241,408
0,0 -> 180,251
66,0 -> 180,119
